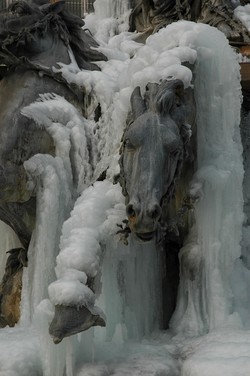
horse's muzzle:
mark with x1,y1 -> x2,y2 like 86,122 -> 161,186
126,201 -> 162,242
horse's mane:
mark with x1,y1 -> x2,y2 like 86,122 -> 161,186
0,0 -> 107,74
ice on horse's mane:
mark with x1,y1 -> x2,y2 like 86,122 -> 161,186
0,0 -> 107,75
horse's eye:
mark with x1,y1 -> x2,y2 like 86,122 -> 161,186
170,149 -> 180,158
124,138 -> 135,151
11,5 -> 24,14
10,2 -> 28,15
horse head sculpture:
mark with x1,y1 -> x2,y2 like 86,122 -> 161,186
119,79 -> 193,242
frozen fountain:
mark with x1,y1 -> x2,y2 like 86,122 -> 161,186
0,0 -> 250,375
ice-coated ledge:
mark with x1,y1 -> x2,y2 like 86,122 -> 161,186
0,327 -> 42,376
1,328 -> 250,375
181,330 -> 250,376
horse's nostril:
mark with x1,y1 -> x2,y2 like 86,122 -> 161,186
149,204 -> 161,219
126,204 -> 136,218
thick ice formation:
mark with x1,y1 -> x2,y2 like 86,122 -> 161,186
0,328 -> 42,376
180,330 -> 250,375
20,155 -> 72,323
0,0 -> 247,374
235,4 -> 250,31
84,0 -> 131,43
18,92 -> 95,325
171,25 -> 244,337
48,180 -> 125,312
55,22 -> 198,181
21,93 -> 95,194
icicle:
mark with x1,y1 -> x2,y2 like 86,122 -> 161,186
65,338 -> 74,376
171,25 -> 244,336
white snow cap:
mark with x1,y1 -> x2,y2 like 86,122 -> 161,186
48,180 -> 126,307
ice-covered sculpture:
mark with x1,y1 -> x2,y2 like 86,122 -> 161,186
119,79 -> 195,242
129,0 -> 250,43
0,0 -> 197,336
0,0 -> 106,327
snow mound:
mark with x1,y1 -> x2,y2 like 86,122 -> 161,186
0,328 -> 42,376
181,330 -> 250,376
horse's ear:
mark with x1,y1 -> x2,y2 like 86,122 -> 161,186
40,0 -> 65,14
130,87 -> 147,119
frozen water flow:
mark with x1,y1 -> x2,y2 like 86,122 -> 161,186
171,25 -> 244,337
0,0 -> 248,374
84,0 -> 131,44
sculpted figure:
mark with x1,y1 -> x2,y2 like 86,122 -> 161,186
129,0 -> 250,43
0,0 -> 196,341
0,0 -> 106,327
48,79 -> 196,343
